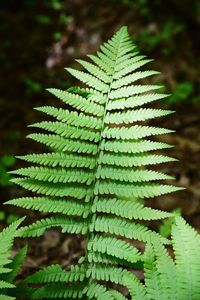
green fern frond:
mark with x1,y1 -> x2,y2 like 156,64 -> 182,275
109,84 -> 162,99
10,166 -> 94,185
90,216 -> 168,244
101,140 -> 173,153
32,282 -> 84,299
0,218 -> 25,274
35,106 -> 102,129
27,133 -> 98,154
114,59 -> 153,79
87,235 -> 142,263
18,216 -> 88,237
66,67 -> 110,92
6,197 -> 90,218
97,167 -> 174,182
0,219 -> 26,300
172,217 -> 200,300
0,281 -> 15,289
124,216 -> 200,300
111,70 -> 160,89
123,273 -> 148,300
107,93 -> 170,110
29,121 -> 100,142
26,264 -> 85,284
17,152 -> 96,169
84,282 -> 114,300
8,26 -> 183,297
92,198 -> 171,220
76,59 -> 111,83
143,242 -> 163,300
0,295 -> 15,300
3,246 -> 27,284
102,125 -> 173,140
96,182 -> 182,198
100,153 -> 177,168
11,178 -> 91,199
105,108 -> 173,124
47,88 -> 104,116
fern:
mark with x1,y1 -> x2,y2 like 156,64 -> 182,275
124,216 -> 200,300
7,26 -> 183,298
0,218 -> 27,299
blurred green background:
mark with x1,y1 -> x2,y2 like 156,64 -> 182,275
0,0 -> 200,270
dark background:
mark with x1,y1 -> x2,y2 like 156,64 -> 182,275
0,0 -> 200,273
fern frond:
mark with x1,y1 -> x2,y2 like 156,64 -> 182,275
47,88 -> 104,116
27,133 -> 98,154
109,290 -> 128,300
111,70 -> 159,89
0,218 -> 25,273
150,239 -> 177,300
123,273 -> 148,300
107,93 -> 170,111
84,282 -> 114,300
76,59 -> 111,83
91,216 -> 168,244
0,295 -> 15,300
92,198 -> 171,220
114,59 -> 153,79
10,166 -> 94,185
97,166 -> 174,182
11,178 -> 91,199
101,140 -> 173,153
8,26 -> 183,297
96,182 -> 182,199
105,108 -> 173,124
102,125 -> 173,140
66,68 -> 109,92
17,152 -> 96,169
87,235 -> 142,263
0,281 -> 15,289
144,242 -> 165,300
110,84 -> 162,99
115,53 -> 147,69
26,264 -> 85,284
3,246 -> 27,284
30,121 -> 100,142
32,283 -> 84,299
35,106 -> 102,129
18,216 -> 88,237
124,216 -> 200,300
87,264 -> 125,284
172,217 -> 200,300
6,197 -> 90,218
100,153 -> 177,167
0,219 -> 26,300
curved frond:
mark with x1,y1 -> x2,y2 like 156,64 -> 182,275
87,235 -> 142,263
18,217 -> 87,237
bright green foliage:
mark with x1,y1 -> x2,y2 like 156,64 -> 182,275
124,216 -> 200,300
0,218 -> 27,299
7,26 -> 183,298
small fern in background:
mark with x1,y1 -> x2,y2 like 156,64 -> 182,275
124,216 -> 200,300
0,218 -> 27,300
6,26 -> 185,298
